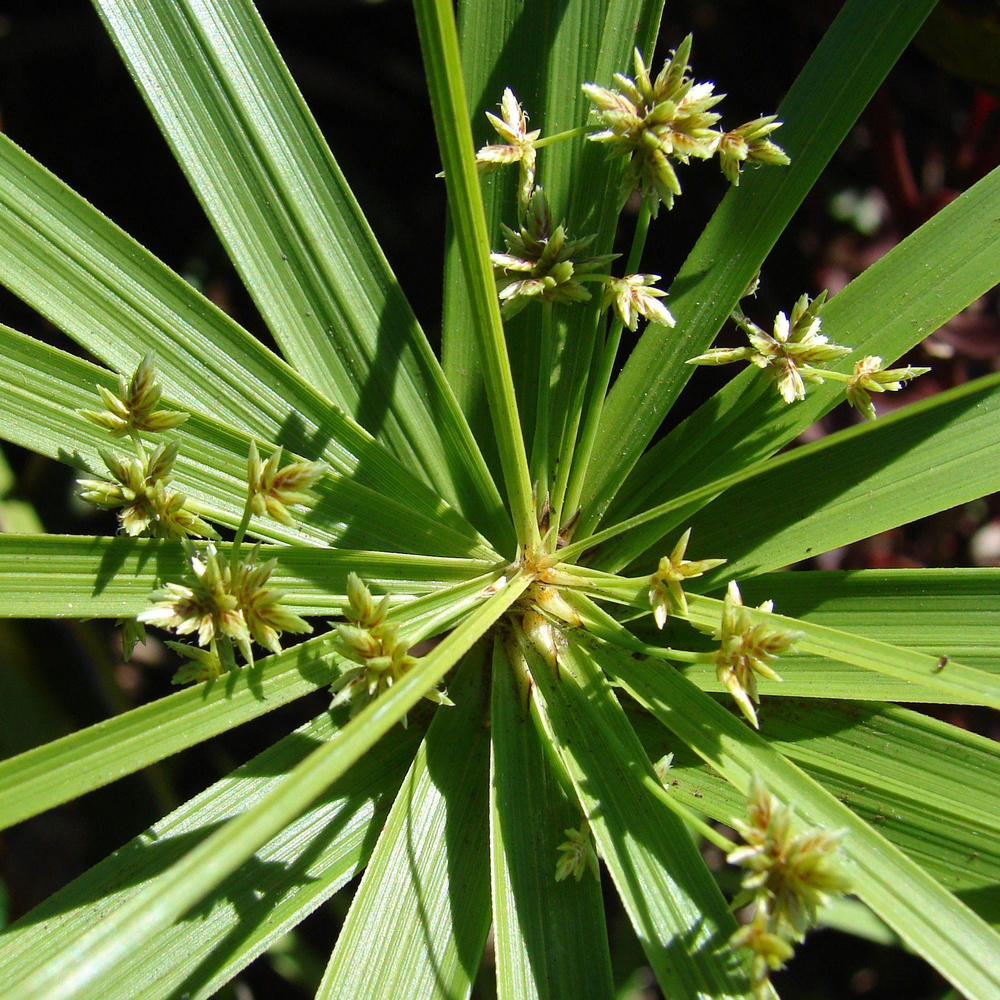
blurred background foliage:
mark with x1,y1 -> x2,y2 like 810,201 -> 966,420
0,1 -> 997,997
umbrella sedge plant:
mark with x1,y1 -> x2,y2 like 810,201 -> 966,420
0,0 -> 999,998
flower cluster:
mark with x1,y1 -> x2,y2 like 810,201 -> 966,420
689,291 -> 929,413
555,821 -> 600,882
845,355 -> 929,421
477,93 -> 674,332
247,439 -> 325,527
689,292 -> 850,404
700,581 -> 802,728
648,527 -> 725,627
79,352 -> 188,438
81,355 -> 329,679
139,540 -> 311,683
78,441 -> 217,540
475,86 -> 540,210
583,38 -> 787,212
491,187 -> 617,317
717,117 -> 789,187
728,777 -> 851,997
601,273 -> 676,331
330,573 -> 450,720
77,356 -> 214,540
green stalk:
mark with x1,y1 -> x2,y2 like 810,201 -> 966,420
639,772 -> 737,853
229,494 -> 254,571
413,0 -> 538,552
559,203 -> 653,533
530,301 -> 554,498
532,125 -> 590,150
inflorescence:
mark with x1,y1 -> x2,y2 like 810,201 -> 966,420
728,778 -> 851,997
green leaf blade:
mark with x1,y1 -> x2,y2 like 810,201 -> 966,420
597,162 -> 1000,571
317,646 -> 492,1000
87,0 -> 510,549
528,638 -> 752,1000
0,713 -> 423,1000
490,640 -> 613,1000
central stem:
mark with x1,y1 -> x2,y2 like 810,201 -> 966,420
530,300 -> 554,501
559,201 -> 653,534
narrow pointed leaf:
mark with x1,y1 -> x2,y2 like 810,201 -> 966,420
0,130 -> 509,550
0,714 -> 423,1000
414,0 -> 536,548
0,534 -> 494,618
0,574 -> 495,831
527,638 -> 752,999
3,574 -> 529,1000
630,699 -> 1000,908
562,369 -> 1000,573
599,161 -> 1000,570
0,325 -> 495,558
686,370 -> 1000,582
443,0 -> 661,474
491,640 -> 612,1000
317,646 -> 492,1000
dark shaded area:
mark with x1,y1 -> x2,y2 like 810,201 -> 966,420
0,1 -> 997,998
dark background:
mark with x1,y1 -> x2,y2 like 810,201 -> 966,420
0,1 -> 998,997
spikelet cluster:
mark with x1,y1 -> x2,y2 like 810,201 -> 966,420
648,527 -> 726,627
583,38 -> 787,212
729,778 -> 851,997
555,822 -> 600,882
700,581 -> 802,728
78,441 -> 216,540
79,352 -> 188,438
491,188 -> 617,317
845,355 -> 929,420
138,541 -> 311,682
247,440 -> 325,527
77,356 -> 213,540
330,573 -> 450,719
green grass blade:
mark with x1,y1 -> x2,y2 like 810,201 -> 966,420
579,0 -> 938,531
443,0 -> 662,507
414,0 -> 537,549
685,371 -> 1000,582
527,639 -> 751,999
442,0 -> 659,452
88,0 -> 509,548
0,713 -> 423,1000
605,643 -> 1000,1000
576,577 -> 1000,709
738,568 -> 1000,686
3,574 -> 528,1000
317,646 -> 492,1000
0,534 -> 494,618
491,640 -> 613,1000
0,325 -> 495,559
597,162 -> 1000,570
0,574 -> 494,831
632,568 -> 1000,703
0,132 -> 508,551
560,369 -> 1000,571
